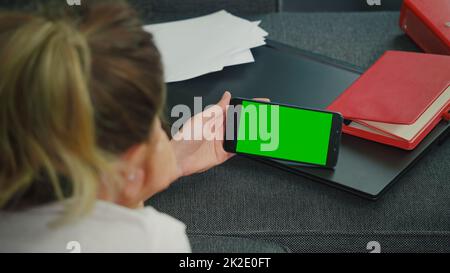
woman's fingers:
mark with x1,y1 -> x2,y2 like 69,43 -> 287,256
217,91 -> 232,111
216,92 -> 270,112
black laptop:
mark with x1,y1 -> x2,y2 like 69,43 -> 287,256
165,40 -> 449,200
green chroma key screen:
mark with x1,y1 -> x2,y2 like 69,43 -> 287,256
236,100 -> 333,165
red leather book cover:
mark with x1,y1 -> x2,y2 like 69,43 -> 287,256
400,0 -> 450,55
327,51 -> 450,150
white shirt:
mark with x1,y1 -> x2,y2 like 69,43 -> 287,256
0,201 -> 191,253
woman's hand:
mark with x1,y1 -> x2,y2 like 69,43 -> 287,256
171,92 -> 270,178
170,91 -> 234,178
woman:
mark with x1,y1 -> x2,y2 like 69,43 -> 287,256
0,1 -> 233,252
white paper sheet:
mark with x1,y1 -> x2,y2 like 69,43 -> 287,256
143,10 -> 268,83
225,49 -> 254,67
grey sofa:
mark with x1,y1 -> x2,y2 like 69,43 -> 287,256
3,0 -> 449,253
139,1 -> 450,253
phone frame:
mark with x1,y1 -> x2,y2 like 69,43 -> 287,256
224,97 -> 343,168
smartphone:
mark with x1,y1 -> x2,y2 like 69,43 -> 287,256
224,98 -> 343,168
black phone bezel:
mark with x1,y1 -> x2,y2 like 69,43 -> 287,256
224,97 -> 343,168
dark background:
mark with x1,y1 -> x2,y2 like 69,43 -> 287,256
281,0 -> 403,11
1,0 -> 405,12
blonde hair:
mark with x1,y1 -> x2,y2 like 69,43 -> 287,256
0,13 -> 108,223
0,2 -> 165,224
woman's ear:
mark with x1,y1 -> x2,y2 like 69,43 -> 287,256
116,143 -> 148,208
122,167 -> 145,206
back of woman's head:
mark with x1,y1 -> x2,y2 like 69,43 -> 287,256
0,1 -> 165,222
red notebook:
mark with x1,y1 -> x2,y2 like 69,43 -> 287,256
327,51 -> 450,150
400,0 -> 450,55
